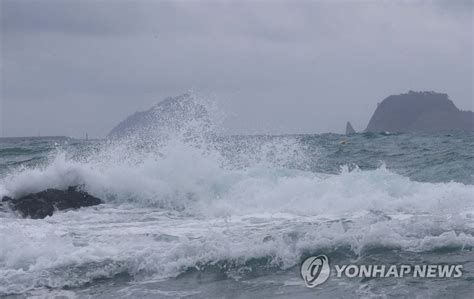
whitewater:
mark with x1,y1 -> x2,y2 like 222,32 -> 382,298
0,129 -> 473,298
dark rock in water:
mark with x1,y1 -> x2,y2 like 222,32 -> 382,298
107,93 -> 211,140
1,186 -> 102,219
345,121 -> 356,135
365,91 -> 474,133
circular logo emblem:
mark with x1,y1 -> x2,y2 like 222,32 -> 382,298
301,255 -> 330,288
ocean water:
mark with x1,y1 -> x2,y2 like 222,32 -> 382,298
0,132 -> 473,298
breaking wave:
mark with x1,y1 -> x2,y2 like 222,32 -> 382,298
0,95 -> 473,295
0,134 -> 472,217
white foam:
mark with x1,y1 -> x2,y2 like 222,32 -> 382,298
1,204 -> 473,295
1,128 -> 473,295
1,141 -> 471,218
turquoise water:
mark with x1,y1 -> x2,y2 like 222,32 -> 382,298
0,133 -> 473,298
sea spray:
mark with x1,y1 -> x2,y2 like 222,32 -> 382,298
0,96 -> 473,296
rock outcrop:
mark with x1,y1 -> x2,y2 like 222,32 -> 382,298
346,122 -> 356,134
1,186 -> 102,219
108,93 -> 211,140
365,91 -> 473,133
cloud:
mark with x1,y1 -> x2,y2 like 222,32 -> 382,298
1,0 -> 146,35
0,0 -> 472,137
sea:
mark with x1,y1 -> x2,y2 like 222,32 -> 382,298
0,131 -> 473,298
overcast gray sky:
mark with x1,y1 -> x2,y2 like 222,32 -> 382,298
1,0 -> 473,138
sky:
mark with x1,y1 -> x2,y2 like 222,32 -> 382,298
1,0 -> 473,138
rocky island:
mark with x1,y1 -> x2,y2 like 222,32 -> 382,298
108,93 -> 211,140
346,122 -> 356,135
364,91 -> 473,133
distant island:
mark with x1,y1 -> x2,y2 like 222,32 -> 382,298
345,122 -> 356,135
108,93 -> 211,139
109,91 -> 473,138
349,91 -> 473,134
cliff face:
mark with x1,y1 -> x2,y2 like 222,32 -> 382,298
365,91 -> 473,133
108,93 -> 211,139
